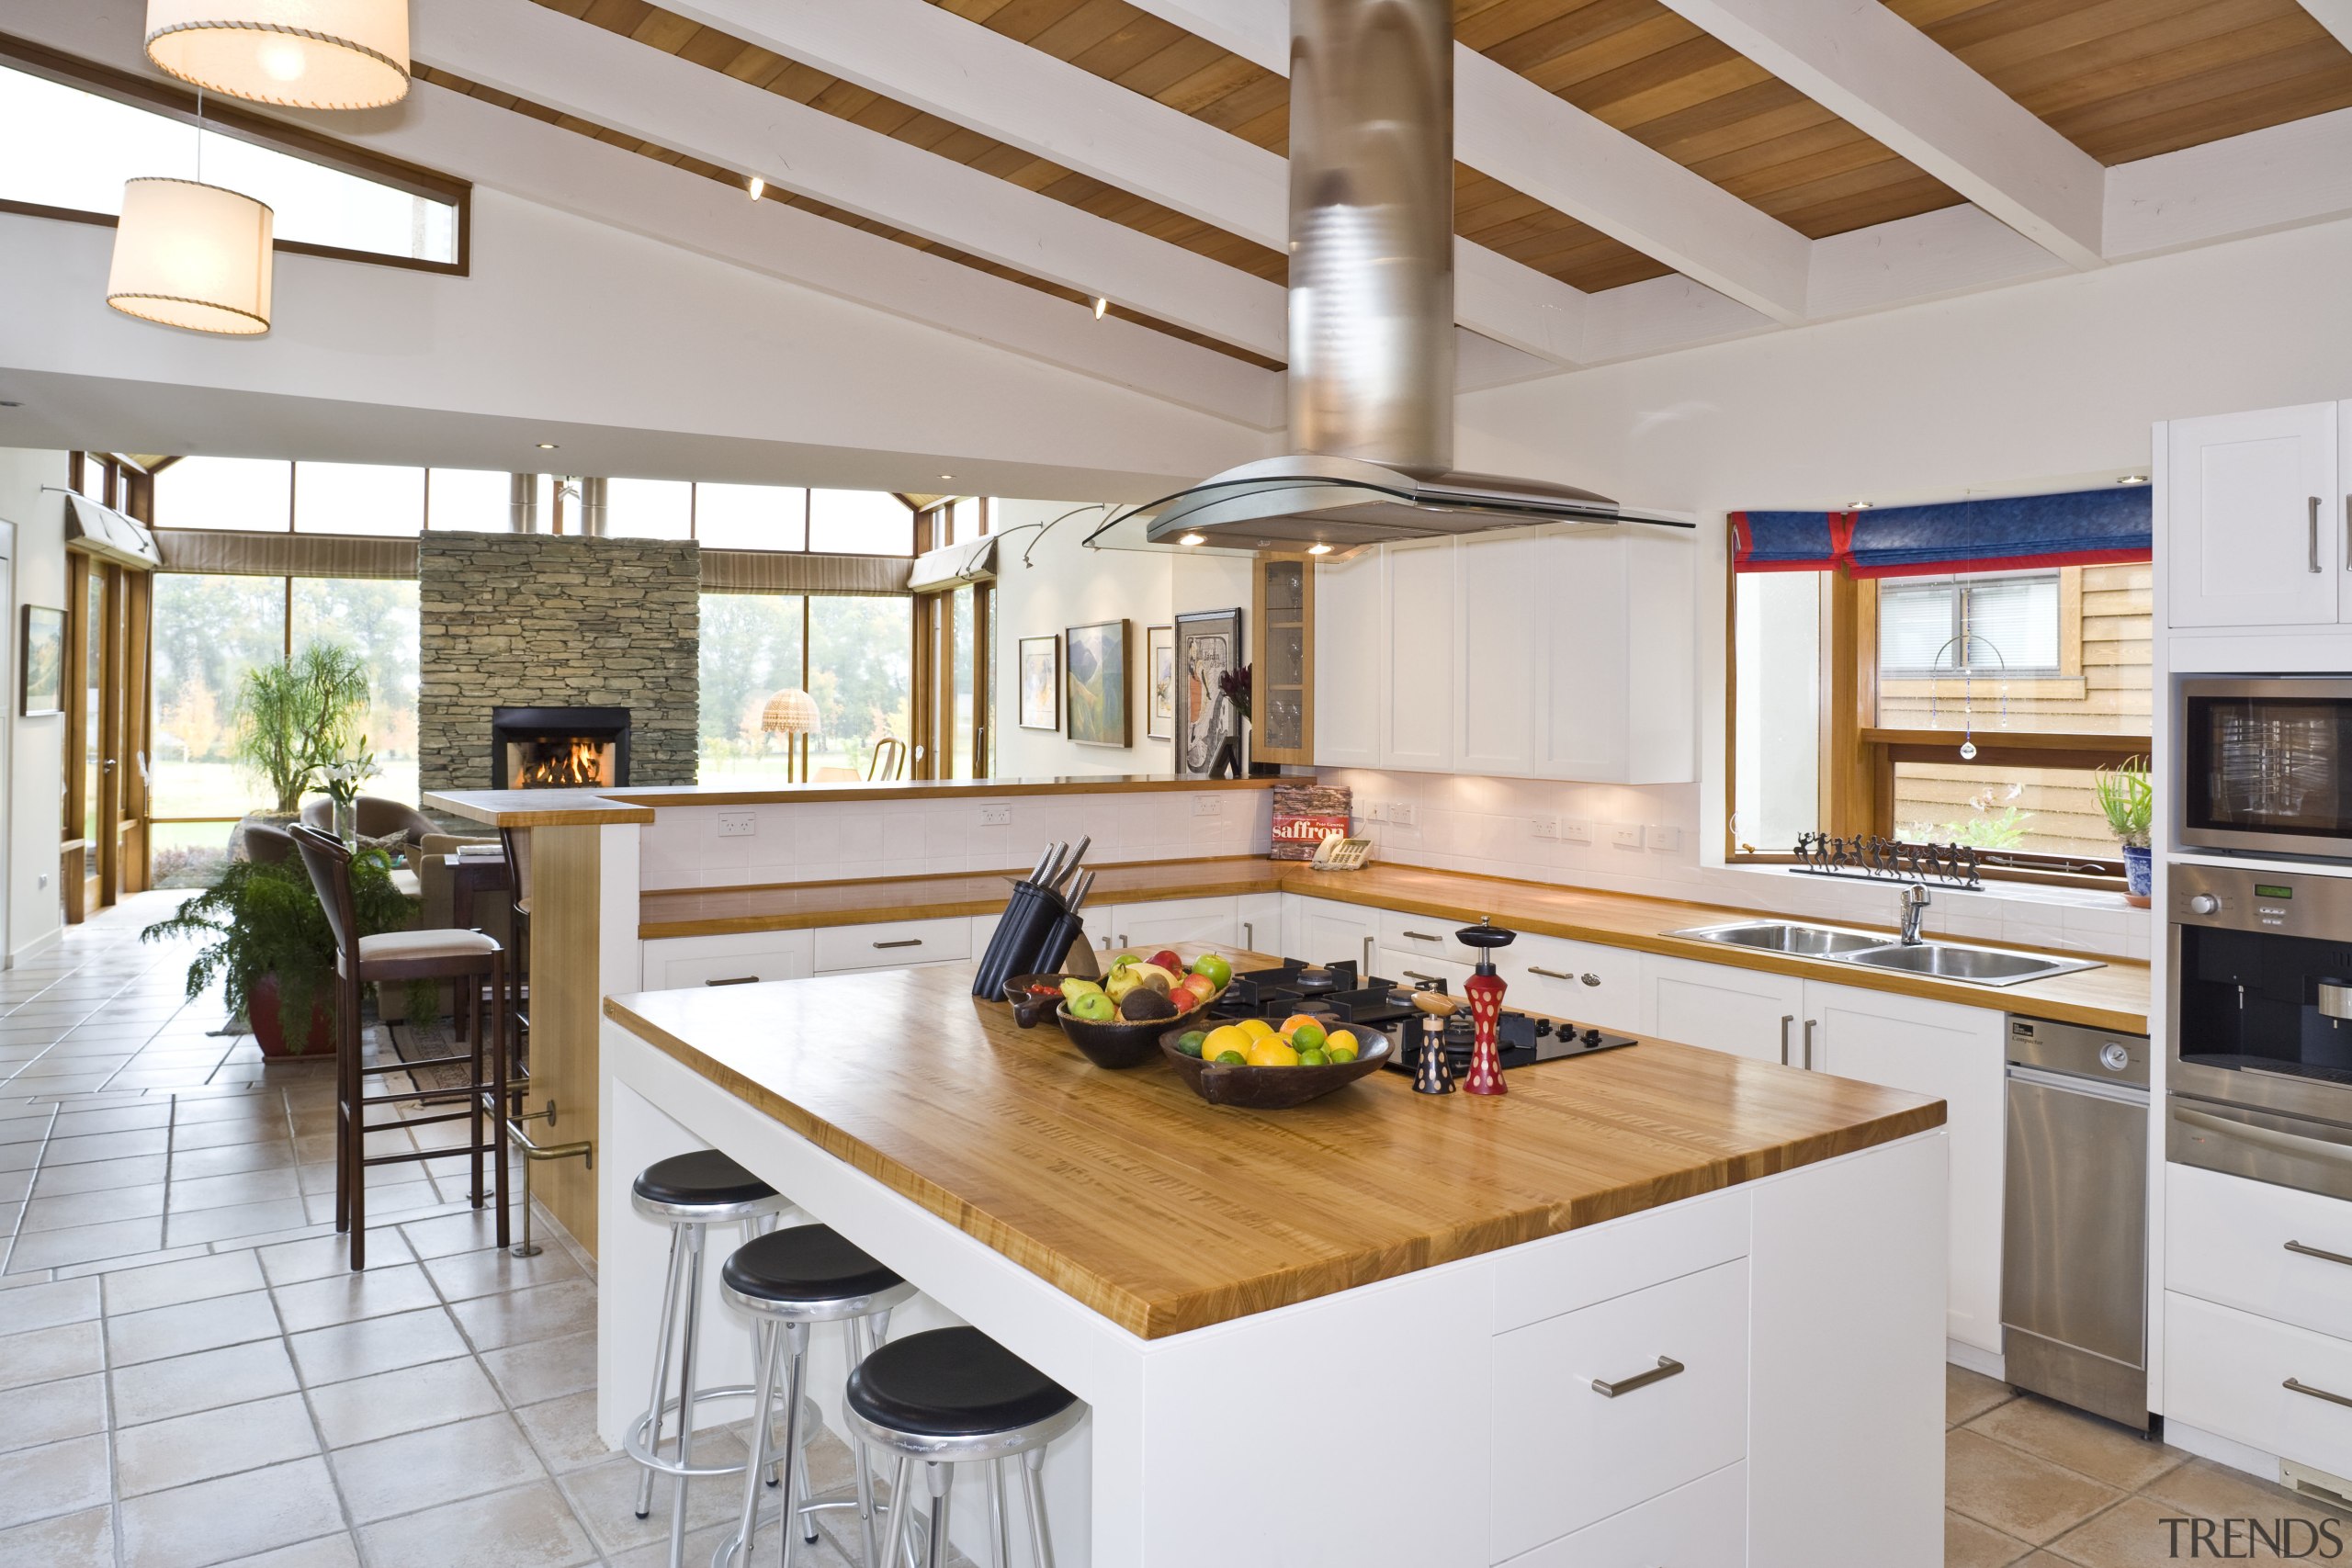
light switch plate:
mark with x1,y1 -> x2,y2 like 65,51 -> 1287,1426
1560,820 -> 1593,845
1193,795 -> 1222,817
978,805 -> 1012,828
1531,815 -> 1560,840
1608,825 -> 1645,851
1645,825 -> 1682,852
1364,802 -> 1387,822
717,812 -> 756,839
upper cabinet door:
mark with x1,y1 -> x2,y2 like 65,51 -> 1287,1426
1311,546 -> 1383,768
1530,530 -> 1697,784
1453,531 -> 1537,777
2166,402 -> 2338,629
1383,537 -> 1455,773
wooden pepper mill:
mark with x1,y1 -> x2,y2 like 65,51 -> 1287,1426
1457,918 -> 1516,1097
1409,988 -> 1456,1095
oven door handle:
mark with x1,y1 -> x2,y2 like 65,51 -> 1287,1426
2176,1103 -> 2352,1168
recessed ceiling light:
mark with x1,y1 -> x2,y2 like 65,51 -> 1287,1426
1849,501 -> 1874,510
1093,297 -> 1108,320
747,175 -> 764,201
938,474 -> 953,481
2118,473 -> 2147,484
1306,542 -> 1332,555
536,442 -> 559,450
1178,532 -> 1204,547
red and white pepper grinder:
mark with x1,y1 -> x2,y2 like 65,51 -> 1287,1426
1456,918 -> 1515,1096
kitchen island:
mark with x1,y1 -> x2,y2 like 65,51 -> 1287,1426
598,953 -> 1949,1567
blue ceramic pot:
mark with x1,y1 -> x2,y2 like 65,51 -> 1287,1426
2123,843 -> 2153,899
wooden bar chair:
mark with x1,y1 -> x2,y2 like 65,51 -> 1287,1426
867,737 -> 909,782
499,826 -> 532,1078
289,823 -> 510,1269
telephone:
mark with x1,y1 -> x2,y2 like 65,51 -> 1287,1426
1307,834 -> 1374,872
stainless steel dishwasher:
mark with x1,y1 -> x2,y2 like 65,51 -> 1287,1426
2001,1014 -> 2152,1431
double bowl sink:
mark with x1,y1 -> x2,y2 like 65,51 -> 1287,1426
1662,919 -> 2103,987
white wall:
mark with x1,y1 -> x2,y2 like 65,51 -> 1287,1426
990,498 -> 1252,778
0,450 -> 68,966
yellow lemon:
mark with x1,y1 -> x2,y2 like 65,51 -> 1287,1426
1238,1018 -> 1278,1043
1324,1028 -> 1357,1055
1202,1024 -> 1254,1061
1245,1037 -> 1301,1067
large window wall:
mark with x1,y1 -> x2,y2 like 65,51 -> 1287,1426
699,594 -> 913,783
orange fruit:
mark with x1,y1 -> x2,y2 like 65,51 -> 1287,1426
1245,1037 -> 1301,1067
1278,1013 -> 1325,1036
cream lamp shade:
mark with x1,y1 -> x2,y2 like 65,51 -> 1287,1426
145,0 -> 411,110
107,178 -> 274,336
761,689 -> 820,736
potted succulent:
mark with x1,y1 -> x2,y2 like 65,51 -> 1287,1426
2095,756 -> 2154,907
141,849 -> 417,1056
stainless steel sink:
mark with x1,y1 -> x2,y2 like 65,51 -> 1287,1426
1665,919 -> 2104,988
1668,920 -> 1890,957
1838,942 -> 2101,987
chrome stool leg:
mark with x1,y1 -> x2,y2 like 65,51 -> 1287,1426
1022,1449 -> 1054,1568
667,1221 -> 707,1568
923,1462 -> 953,1568
634,1222 -> 687,1520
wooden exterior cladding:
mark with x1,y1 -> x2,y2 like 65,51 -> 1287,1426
1249,552 -> 1314,766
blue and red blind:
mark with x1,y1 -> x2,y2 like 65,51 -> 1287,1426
1731,486 -> 2151,578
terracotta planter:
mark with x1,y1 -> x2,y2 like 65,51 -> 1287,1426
249,972 -> 334,1058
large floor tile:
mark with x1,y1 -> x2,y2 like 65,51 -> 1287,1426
359,1481 -> 599,1568
6,1213 -> 164,1271
117,1456 -> 348,1568
0,1320 -> 104,1393
106,1287 -> 281,1365
289,1304 -> 467,1386
171,1117 -> 287,1151
0,1503 -> 112,1568
169,1167 -> 302,1213
513,1392 -> 616,1474
259,1230 -> 408,1286
0,1275 -> 99,1333
452,1279 -> 595,1352
0,1434 -> 111,1531
0,1374 -> 106,1456
170,1141 -> 297,1180
481,1327 -> 596,1406
110,1338 -> 301,1427
40,1128 -> 168,1165
2140,1457 -> 2352,1532
329,1411 -> 547,1523
31,1152 -> 168,1196
270,1261 -> 438,1334
213,1536 -> 361,1568
101,1249 -> 267,1316
1965,1395 -> 2187,1493
421,1242 -> 582,1303
51,1103 -> 171,1136
399,1208 -> 510,1259
1948,1508 -> 2034,1568
20,1179 -> 168,1233
164,1196 -> 312,1247
560,1441 -> 755,1557
116,1392 -> 320,1497
309,1355 -> 503,1449
1948,1428 -> 2127,1547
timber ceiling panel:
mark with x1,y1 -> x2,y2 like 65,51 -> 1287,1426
1885,0 -> 2352,165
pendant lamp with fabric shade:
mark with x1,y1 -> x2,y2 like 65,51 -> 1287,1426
145,0 -> 411,111
107,177 -> 274,335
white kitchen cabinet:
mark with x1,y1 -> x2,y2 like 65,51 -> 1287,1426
812,916 -> 970,974
1453,531 -> 1537,777
1288,896 -> 1382,973
1312,545 -> 1383,767
1097,897 -> 1238,953
1382,536 -> 1456,772
1381,947 -> 1471,991
1645,954 -> 1806,1066
2165,400 -> 2341,628
1806,980 -> 2006,1357
640,930 -> 814,990
1503,933 -> 1646,1034
1533,528 -> 1698,784
1235,893 -> 1283,957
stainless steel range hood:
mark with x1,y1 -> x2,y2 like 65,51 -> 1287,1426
1136,0 -> 1687,551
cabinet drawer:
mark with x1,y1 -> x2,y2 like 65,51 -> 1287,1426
1493,1187 -> 1748,1335
813,917 -> 971,974
1101,897 -> 1237,953
1504,1461 -> 1745,1568
2166,1292 -> 2352,1478
1504,934 -> 1645,1035
1379,948 -> 1470,992
2169,1162 -> 2352,1340
1380,910 -> 1469,964
1491,1258 -> 1750,1559
641,931 -> 812,991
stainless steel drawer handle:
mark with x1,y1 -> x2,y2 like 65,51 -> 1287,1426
1401,970 -> 1442,984
2287,1377 -> 2352,1411
1780,1013 -> 1795,1066
872,939 -> 923,950
704,976 -> 759,987
2312,495 -> 2324,572
1402,930 -> 1443,942
2286,1240 -> 2352,1269
1803,1018 -> 1816,1070
1529,966 -> 1570,980
1592,1357 -> 1686,1399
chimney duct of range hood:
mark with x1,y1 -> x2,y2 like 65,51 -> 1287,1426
1135,0 -> 1687,551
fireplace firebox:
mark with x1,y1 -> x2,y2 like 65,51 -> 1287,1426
492,706 -> 630,790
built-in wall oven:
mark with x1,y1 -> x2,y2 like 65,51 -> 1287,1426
2178,678 -> 2352,860
2168,863 -> 2352,1200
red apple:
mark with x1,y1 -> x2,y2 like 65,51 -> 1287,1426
1148,949 -> 1184,975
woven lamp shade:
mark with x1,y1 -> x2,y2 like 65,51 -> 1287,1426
761,689 -> 820,736
107,178 -> 274,336
145,0 -> 411,110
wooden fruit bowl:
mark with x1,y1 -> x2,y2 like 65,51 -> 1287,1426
1055,993 -> 1216,1069
1158,1026 -> 1395,1109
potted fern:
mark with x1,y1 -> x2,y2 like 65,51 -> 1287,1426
2095,756 -> 2154,907
141,849 -> 416,1056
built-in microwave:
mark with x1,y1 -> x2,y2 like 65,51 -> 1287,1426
2178,677 -> 2352,860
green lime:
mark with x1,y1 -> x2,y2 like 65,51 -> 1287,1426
1214,1050 -> 1248,1066
1295,1048 -> 1329,1066
1175,1036 -> 1204,1058
1328,1044 -> 1359,1064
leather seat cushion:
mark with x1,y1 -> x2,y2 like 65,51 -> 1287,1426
632,1149 -> 776,1210
357,928 -> 499,962
721,1224 -> 901,1303
846,1326 -> 1076,1438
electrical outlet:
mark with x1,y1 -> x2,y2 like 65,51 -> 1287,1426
1645,825 -> 1682,853
716,812 -> 756,839
1560,820 -> 1593,845
1193,795 -> 1222,817
36,873 -> 47,888
1608,824 -> 1644,851
1364,802 -> 1387,822
978,804 -> 1012,828
1531,814 -> 1560,840
1388,802 -> 1418,828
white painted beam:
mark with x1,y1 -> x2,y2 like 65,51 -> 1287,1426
1653,0 -> 2106,270
2296,0 -> 2352,53
407,0 -> 1287,361
661,0 -> 1592,366
2105,105 -> 2352,259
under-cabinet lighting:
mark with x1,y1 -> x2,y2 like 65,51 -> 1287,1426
2119,474 -> 2147,484
536,442 -> 559,450
1306,543 -> 1332,555
1178,533 -> 1204,547
1849,501 -> 1874,510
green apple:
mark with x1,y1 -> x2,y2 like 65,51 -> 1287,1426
1190,953 -> 1234,988
1059,977 -> 1104,1005
1069,990 -> 1116,1022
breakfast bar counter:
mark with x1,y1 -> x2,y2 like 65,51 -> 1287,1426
595,954 -> 1950,1566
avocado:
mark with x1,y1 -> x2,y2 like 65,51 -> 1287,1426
1118,988 -> 1177,1022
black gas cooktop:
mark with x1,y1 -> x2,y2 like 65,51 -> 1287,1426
1206,959 -> 1638,1073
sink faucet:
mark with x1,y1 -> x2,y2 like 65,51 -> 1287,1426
1899,883 -> 1931,946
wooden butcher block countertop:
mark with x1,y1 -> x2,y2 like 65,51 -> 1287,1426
605,955 -> 1943,1339
639,858 -> 2152,1034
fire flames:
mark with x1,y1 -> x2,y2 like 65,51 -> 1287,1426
516,737 -> 607,788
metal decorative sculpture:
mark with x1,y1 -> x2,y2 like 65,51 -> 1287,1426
1792,832 -> 1983,890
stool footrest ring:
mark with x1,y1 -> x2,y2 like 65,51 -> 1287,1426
624,1385 -> 820,1481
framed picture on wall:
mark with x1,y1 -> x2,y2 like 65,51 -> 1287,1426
1147,625 -> 1176,740
1017,635 -> 1060,731
20,606 -> 63,717
1174,607 -> 1244,779
1063,619 -> 1131,748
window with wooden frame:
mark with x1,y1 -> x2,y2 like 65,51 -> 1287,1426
1728,546 -> 2152,887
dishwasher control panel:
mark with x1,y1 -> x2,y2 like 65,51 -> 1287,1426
2009,1015 -> 2151,1087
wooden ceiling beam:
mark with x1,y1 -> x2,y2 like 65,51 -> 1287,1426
661,0 -> 1596,366
409,0 -> 1288,360
1649,0 -> 2108,270
2291,1 -> 2352,56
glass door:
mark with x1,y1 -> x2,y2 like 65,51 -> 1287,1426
64,551 -> 147,920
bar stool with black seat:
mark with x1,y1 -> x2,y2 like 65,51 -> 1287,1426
714,1224 -> 916,1568
288,824 -> 509,1272
847,1325 -> 1084,1568
628,1151 -> 789,1568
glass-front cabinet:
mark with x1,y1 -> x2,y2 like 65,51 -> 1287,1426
1251,553 -> 1314,766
